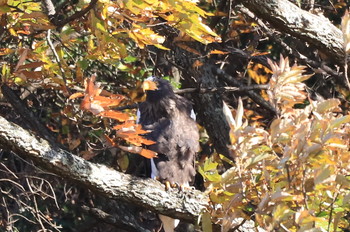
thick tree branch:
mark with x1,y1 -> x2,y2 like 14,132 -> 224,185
237,0 -> 344,64
0,116 -> 208,222
237,5 -> 342,79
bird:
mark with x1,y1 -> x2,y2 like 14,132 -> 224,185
137,76 -> 199,232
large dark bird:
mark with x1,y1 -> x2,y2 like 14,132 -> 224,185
137,77 -> 199,232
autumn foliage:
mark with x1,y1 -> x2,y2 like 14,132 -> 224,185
1,0 -> 350,231
200,57 -> 350,231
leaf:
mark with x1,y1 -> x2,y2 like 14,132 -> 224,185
235,97 -> 244,129
80,150 -> 98,160
17,70 -> 43,79
176,43 -> 202,55
335,175 -> 350,188
0,48 -> 14,56
118,154 -> 129,171
201,211 -> 213,232
244,152 -> 272,169
119,145 -> 157,158
69,92 -> 85,100
140,148 -> 157,158
103,134 -> 116,147
99,110 -> 130,121
330,115 -> 350,129
314,166 -> 332,185
315,99 -> 341,114
209,49 -> 228,55
17,61 -> 46,70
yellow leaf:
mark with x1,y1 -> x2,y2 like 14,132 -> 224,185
315,99 -> 341,114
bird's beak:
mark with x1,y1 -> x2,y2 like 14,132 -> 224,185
142,80 -> 158,92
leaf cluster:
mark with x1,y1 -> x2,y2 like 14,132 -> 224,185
200,57 -> 350,231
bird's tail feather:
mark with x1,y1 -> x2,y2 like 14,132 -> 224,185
159,214 -> 180,232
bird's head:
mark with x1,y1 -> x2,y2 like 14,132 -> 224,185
142,77 -> 175,102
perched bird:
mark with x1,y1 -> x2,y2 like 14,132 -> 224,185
137,77 -> 199,232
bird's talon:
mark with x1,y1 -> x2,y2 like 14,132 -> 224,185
165,181 -> 171,191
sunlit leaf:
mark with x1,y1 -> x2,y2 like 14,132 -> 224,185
99,110 -> 130,121
315,99 -> 341,114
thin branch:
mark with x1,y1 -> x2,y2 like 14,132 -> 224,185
55,0 -> 98,27
213,67 -> 277,114
46,29 -> 69,93
175,85 -> 268,94
111,84 -> 268,111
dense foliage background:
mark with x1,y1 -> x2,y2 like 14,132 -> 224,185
1,0 -> 350,231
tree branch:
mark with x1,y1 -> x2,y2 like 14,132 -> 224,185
212,67 -> 277,115
174,85 -> 268,94
55,0 -> 98,27
0,116 -> 208,222
237,0 -> 344,64
41,0 -> 98,27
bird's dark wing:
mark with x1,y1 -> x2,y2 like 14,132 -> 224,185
138,96 -> 199,185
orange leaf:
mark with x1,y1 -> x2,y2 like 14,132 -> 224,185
0,48 -> 14,56
99,110 -> 129,121
176,43 -> 202,55
118,145 -> 157,158
113,120 -> 135,130
209,49 -> 229,55
119,145 -> 142,153
93,95 -> 124,108
141,138 -> 156,145
104,134 -> 116,147
69,92 -> 84,100
85,75 -> 100,97
140,148 -> 157,158
192,60 -> 203,68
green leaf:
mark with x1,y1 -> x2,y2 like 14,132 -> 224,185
123,56 -> 138,63
201,211 -> 212,232
244,152 -> 272,169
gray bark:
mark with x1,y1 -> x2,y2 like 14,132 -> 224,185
237,0 -> 345,64
0,116 -> 208,222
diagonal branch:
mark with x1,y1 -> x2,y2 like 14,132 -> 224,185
0,116 -> 208,222
55,0 -> 98,27
41,0 -> 98,27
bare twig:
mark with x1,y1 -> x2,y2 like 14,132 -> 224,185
213,67 -> 277,114
175,85 -> 268,94
47,29 -> 69,92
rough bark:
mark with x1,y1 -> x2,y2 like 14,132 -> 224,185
193,65 -> 233,162
0,115 -> 208,222
169,45 -> 233,163
237,0 -> 344,64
